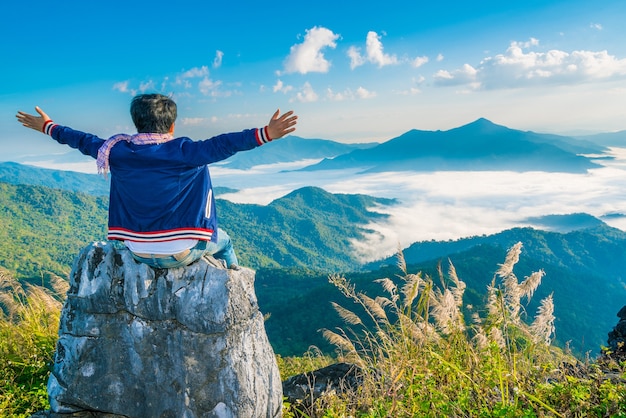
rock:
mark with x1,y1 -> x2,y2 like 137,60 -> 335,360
282,362 -> 365,414
40,241 -> 282,418
605,305 -> 626,361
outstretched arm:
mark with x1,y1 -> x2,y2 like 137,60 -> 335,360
16,106 -> 52,133
266,109 -> 298,140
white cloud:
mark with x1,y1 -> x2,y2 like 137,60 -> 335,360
349,31 -> 400,69
213,50 -> 224,68
326,86 -> 376,100
412,56 -> 429,68
273,79 -> 293,94
180,66 -> 210,79
434,38 -> 626,90
347,46 -> 366,70
139,80 -> 155,92
590,23 -> 603,30
181,117 -> 206,126
356,86 -> 376,99
205,148 -> 626,262
433,64 -> 478,86
365,31 -> 399,67
326,88 -> 350,101
293,82 -> 318,102
436,53 -> 444,62
283,26 -> 340,74
113,81 -> 129,93
198,77 -> 224,96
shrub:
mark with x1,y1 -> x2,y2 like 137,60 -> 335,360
311,243 -> 626,417
0,268 -> 65,417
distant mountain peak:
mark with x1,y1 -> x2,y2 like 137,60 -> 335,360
455,117 -> 507,133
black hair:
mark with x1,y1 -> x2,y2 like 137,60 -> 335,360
130,94 -> 177,133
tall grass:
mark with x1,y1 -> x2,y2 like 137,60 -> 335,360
0,268 -> 66,417
295,243 -> 626,417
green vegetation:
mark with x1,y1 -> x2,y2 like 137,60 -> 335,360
0,181 -> 390,283
0,182 -> 108,282
2,248 -> 624,416
282,245 -> 626,417
0,268 -> 65,417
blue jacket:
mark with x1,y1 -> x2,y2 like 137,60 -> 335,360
47,124 -> 271,242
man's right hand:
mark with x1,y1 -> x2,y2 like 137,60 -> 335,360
16,106 -> 52,133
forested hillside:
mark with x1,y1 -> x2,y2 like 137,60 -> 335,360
0,182 -> 108,281
1,180 -> 623,358
0,182 -> 393,280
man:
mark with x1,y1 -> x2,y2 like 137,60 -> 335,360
16,94 -> 298,269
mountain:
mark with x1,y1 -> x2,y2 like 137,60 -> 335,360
260,222 -> 626,356
0,181 -> 395,279
218,135 -> 378,170
297,118 -> 606,173
1,179 -> 624,358
358,222 -> 626,355
575,130 -> 626,147
0,161 -> 110,195
0,162 -> 237,197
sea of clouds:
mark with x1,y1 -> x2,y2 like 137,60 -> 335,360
211,148 -> 626,261
15,147 -> 626,263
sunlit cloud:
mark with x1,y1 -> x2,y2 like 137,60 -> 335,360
435,38 -> 626,90
283,26 -> 340,74
199,77 -> 226,96
139,80 -> 155,93
209,148 -> 626,262
273,79 -> 294,94
348,31 -> 400,69
412,56 -> 429,68
356,86 -> 376,99
213,50 -> 224,68
179,66 -> 210,79
326,86 -> 376,100
292,82 -> 319,103
181,117 -> 206,126
112,81 -> 129,93
433,64 -> 479,86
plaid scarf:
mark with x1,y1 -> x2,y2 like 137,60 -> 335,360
97,132 -> 173,176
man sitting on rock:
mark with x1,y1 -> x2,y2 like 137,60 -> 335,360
16,94 -> 297,269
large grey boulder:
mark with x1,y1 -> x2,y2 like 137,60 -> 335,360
44,241 -> 282,418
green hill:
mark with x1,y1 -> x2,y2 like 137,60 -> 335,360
0,182 -> 394,280
1,180 -> 623,358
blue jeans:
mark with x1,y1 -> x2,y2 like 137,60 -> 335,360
128,228 -> 239,269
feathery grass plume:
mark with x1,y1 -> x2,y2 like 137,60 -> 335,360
321,328 -> 358,355
503,272 -> 522,322
470,312 -> 491,349
431,288 -> 464,334
49,273 -> 70,297
400,272 -> 423,309
447,260 -> 466,308
359,293 -> 388,322
375,278 -> 398,303
497,242 -> 522,279
24,284 -> 63,315
328,274 -> 357,299
490,327 -> 507,349
486,282 -> 503,320
397,311 -> 426,343
519,270 -> 545,301
396,245 -> 407,275
529,294 -> 555,345
331,302 -> 363,326
0,272 -> 28,318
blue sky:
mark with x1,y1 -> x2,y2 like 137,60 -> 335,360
2,0 -> 626,164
